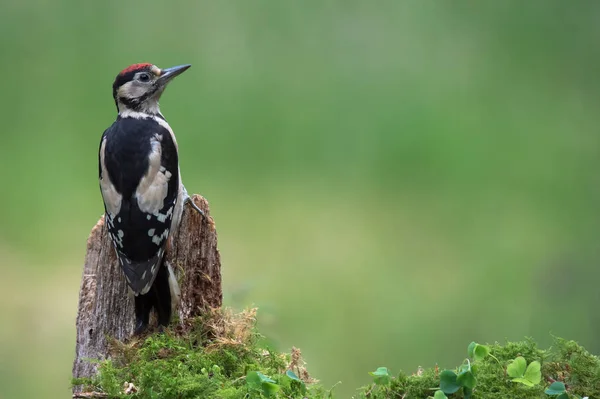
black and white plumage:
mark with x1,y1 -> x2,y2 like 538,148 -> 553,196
98,63 -> 196,334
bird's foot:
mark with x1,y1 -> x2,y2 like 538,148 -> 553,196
134,319 -> 148,335
184,194 -> 215,230
185,195 -> 206,218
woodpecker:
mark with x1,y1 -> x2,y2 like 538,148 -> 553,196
99,63 -> 203,334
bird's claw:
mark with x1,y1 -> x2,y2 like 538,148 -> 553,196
184,195 -> 216,230
185,196 -> 206,218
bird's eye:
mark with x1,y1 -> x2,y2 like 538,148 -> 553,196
138,73 -> 150,82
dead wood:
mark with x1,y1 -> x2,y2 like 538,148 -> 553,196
72,194 -> 221,394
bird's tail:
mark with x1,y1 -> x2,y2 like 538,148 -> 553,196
134,259 -> 180,334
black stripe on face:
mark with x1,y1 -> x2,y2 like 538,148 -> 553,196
119,96 -> 140,110
118,85 -> 160,111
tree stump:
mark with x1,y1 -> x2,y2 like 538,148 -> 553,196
72,194 -> 221,393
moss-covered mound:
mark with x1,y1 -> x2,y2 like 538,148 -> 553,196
359,338 -> 600,399
73,309 -> 600,399
73,308 -> 327,398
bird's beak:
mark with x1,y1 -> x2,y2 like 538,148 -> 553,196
157,64 -> 191,85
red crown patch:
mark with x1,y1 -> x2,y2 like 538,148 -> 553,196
119,63 -> 153,75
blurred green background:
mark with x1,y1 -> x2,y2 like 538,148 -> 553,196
1,1 -> 599,398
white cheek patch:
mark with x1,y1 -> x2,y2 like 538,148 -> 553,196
135,135 -> 173,214
118,81 -> 148,99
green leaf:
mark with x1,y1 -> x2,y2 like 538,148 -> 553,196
512,377 -> 535,387
262,381 -> 280,397
286,370 -> 301,381
524,361 -> 541,385
507,356 -> 527,378
467,342 -> 477,358
508,357 -> 540,387
247,370 -> 277,394
440,370 -> 461,394
556,394 -> 569,399
369,366 -> 389,377
464,386 -> 473,399
433,390 -> 448,399
473,344 -> 491,361
285,370 -> 306,394
467,342 -> 490,361
457,370 -> 477,389
369,367 -> 391,385
246,371 -> 262,389
545,381 -> 567,395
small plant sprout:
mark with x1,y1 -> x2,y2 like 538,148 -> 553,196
438,341 -> 499,399
544,381 -> 578,399
246,371 -> 280,397
468,341 -> 500,364
369,367 -> 391,386
364,367 -> 392,397
284,369 -> 307,394
440,363 -> 475,399
506,356 -> 541,387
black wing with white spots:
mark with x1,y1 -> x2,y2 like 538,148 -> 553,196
99,116 -> 179,295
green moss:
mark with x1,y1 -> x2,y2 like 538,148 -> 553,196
545,337 -> 600,398
468,339 -> 545,399
73,310 -> 600,399
358,337 -> 600,399
73,309 -> 326,399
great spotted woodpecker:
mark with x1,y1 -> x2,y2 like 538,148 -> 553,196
99,63 -> 203,334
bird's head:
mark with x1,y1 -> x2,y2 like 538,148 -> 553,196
112,63 -> 191,115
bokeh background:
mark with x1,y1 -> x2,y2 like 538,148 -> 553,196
1,1 -> 599,398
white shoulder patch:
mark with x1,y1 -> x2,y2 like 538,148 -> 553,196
136,134 -> 172,214
99,138 -> 123,216
153,117 -> 179,151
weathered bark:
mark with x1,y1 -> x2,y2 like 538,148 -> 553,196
72,194 -> 221,393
